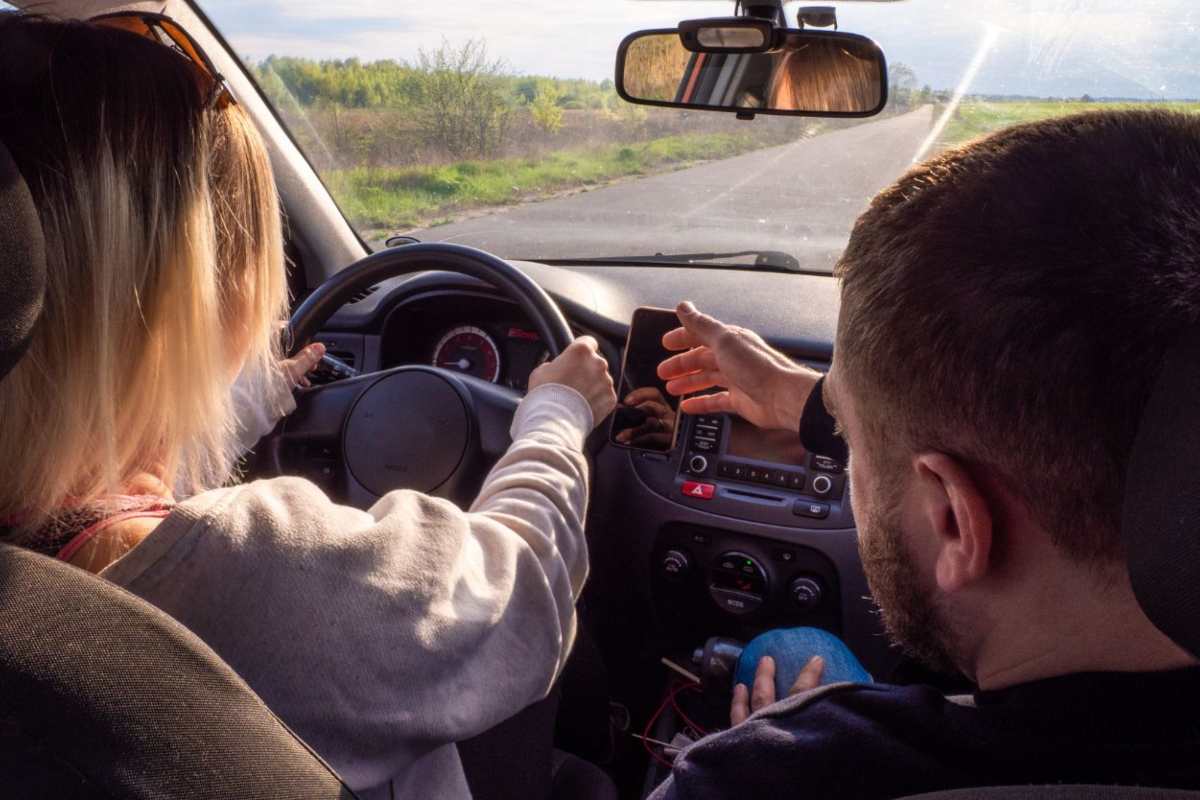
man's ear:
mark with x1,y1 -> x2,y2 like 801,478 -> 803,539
911,452 -> 994,593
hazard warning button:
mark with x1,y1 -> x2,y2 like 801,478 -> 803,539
681,481 -> 715,500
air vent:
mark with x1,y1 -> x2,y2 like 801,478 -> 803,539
346,285 -> 378,304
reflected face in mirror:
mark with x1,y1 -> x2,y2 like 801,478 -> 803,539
619,31 -> 885,116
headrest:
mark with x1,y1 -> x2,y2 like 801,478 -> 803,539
1122,328 -> 1200,658
0,138 -> 45,381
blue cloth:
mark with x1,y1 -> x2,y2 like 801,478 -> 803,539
734,627 -> 871,697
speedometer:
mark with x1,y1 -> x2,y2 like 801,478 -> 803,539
432,326 -> 502,383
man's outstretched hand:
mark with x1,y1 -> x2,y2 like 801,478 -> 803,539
657,302 -> 820,431
730,655 -> 826,726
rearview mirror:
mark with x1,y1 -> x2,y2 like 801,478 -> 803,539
616,26 -> 888,118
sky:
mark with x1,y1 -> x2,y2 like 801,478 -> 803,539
196,0 -> 1200,100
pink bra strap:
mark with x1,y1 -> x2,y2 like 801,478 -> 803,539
56,509 -> 171,563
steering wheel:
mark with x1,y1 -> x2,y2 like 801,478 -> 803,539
263,243 -> 574,508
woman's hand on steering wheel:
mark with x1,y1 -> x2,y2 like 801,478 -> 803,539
528,336 -> 617,428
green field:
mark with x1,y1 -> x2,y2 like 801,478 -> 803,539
940,100 -> 1200,147
325,131 -> 783,233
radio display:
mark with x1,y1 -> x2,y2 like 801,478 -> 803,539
726,415 -> 806,467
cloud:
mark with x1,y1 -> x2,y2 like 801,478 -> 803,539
202,0 -> 1200,96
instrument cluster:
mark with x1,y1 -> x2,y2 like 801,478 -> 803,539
380,293 -> 549,391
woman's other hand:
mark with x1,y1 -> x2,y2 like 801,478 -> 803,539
529,336 -> 617,428
282,342 -> 326,388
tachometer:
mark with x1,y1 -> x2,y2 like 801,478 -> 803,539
432,326 -> 502,383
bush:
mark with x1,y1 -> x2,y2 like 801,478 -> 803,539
530,80 -> 565,135
412,40 -> 515,158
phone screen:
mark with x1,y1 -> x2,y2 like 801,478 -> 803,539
610,307 -> 683,452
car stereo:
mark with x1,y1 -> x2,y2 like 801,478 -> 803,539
628,411 -> 851,530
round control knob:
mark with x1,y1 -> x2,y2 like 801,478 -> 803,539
709,551 -> 768,615
661,549 -> 691,582
688,454 -> 709,475
811,474 -> 834,497
789,576 -> 824,611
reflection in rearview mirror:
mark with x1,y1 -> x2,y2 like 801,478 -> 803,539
617,30 -> 887,117
696,26 -> 767,49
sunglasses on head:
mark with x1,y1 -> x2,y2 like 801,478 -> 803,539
89,12 -> 235,110
799,375 -> 849,464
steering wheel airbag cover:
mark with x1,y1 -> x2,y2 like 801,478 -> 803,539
344,370 -> 470,495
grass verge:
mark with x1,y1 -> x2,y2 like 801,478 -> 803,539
323,131 -> 783,232
939,100 -> 1200,147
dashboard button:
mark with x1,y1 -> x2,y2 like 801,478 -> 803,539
710,587 -> 763,615
793,500 -> 830,519
811,474 -> 834,497
693,438 -> 716,452
688,455 -> 709,475
770,470 -> 791,487
681,481 -> 715,500
746,466 -> 766,482
812,455 -> 845,473
786,471 -> 806,490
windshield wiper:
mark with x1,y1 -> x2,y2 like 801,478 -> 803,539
538,250 -> 811,275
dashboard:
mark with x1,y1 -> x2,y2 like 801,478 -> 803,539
300,261 -> 898,681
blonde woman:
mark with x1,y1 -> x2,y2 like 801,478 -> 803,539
0,13 -> 615,800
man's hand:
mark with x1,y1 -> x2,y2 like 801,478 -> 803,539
529,336 -> 617,429
657,302 -> 820,431
729,655 -> 825,726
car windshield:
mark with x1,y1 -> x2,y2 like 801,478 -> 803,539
202,0 -> 1200,272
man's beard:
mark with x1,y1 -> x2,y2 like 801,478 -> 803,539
858,495 -> 962,675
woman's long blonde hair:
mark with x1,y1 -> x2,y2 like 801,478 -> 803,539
0,14 -> 287,528
768,39 -> 881,113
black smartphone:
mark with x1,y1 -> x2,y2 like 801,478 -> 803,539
610,307 -> 683,452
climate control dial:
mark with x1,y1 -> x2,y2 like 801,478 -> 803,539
788,575 -> 824,611
660,549 -> 691,582
709,551 -> 768,615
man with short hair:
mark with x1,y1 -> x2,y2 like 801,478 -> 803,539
649,109 -> 1200,799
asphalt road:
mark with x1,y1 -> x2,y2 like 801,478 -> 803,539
404,106 -> 936,271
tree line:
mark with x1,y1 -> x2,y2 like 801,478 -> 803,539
249,41 -> 626,158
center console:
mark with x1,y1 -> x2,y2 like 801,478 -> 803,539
626,411 -> 856,649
